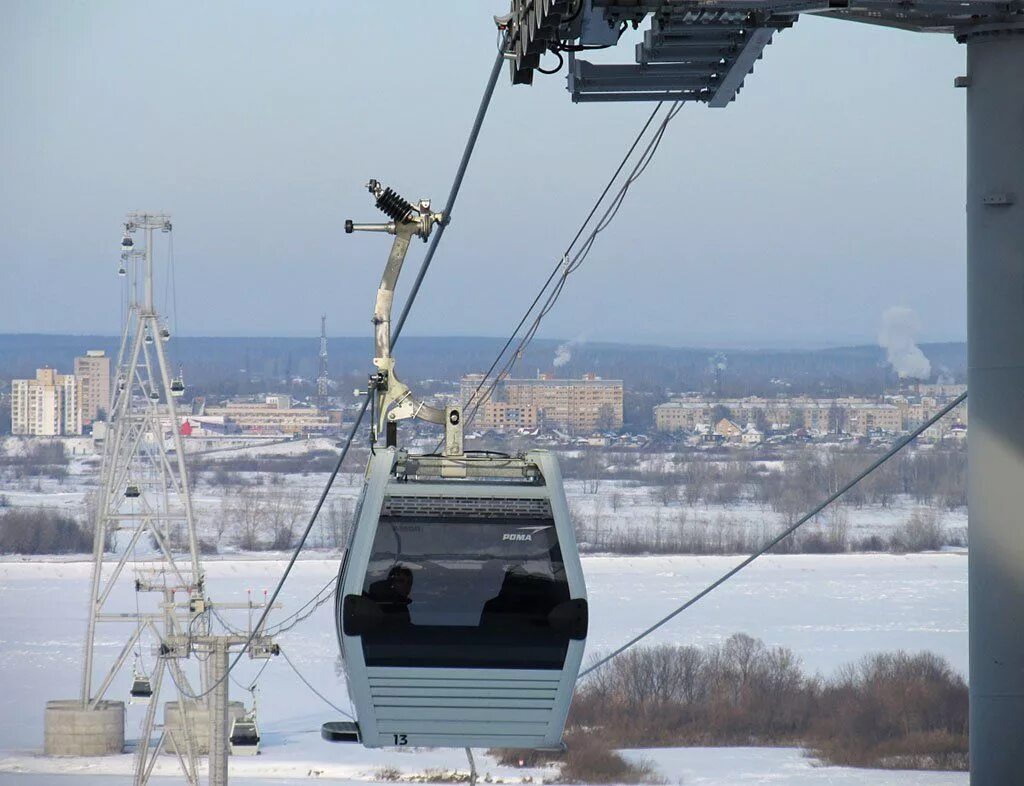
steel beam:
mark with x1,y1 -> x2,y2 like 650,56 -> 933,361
709,27 -> 775,106
963,24 -> 1024,785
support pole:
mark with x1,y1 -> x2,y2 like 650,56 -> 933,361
209,640 -> 229,786
963,25 -> 1024,784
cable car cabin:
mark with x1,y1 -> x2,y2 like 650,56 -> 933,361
170,379 -> 184,396
129,674 -> 152,704
229,716 -> 260,755
125,484 -> 141,498
334,448 -> 587,750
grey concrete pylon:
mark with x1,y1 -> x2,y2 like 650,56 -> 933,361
963,26 -> 1024,784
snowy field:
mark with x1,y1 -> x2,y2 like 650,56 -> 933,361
0,440 -> 969,553
0,553 -> 968,785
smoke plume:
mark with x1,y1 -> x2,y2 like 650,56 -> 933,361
553,335 -> 586,369
878,307 -> 932,380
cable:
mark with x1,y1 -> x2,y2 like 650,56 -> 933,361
458,103 -> 666,432
537,48 -> 565,75
280,647 -> 354,720
389,35 -> 506,345
264,577 -> 337,637
577,391 -> 968,680
463,102 -> 683,429
170,39 -> 506,700
229,655 -> 271,694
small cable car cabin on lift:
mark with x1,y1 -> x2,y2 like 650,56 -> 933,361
229,712 -> 260,755
129,671 -> 153,704
323,181 -> 588,751
336,448 -> 586,749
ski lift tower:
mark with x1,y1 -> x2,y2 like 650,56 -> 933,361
44,213 -> 207,779
504,1 -> 1024,781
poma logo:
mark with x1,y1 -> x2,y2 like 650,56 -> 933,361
501,526 -> 550,543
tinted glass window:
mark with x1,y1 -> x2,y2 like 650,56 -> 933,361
357,512 -> 572,669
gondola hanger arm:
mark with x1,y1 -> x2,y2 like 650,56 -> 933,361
346,180 -> 458,449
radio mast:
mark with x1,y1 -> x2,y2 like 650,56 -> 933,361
316,314 -> 329,413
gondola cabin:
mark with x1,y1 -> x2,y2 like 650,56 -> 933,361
229,715 -> 260,755
129,673 -> 152,704
334,448 -> 587,750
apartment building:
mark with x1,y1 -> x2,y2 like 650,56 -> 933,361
655,395 -> 907,437
11,368 -> 82,436
461,373 -> 623,433
74,350 -> 111,425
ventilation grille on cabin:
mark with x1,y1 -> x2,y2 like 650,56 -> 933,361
381,496 -> 552,519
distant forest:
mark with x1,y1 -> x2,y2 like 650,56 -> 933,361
0,334 -> 966,425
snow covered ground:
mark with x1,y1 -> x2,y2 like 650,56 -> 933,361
0,450 -> 968,552
0,554 -> 968,784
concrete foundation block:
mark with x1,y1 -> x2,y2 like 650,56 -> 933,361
44,700 -> 125,756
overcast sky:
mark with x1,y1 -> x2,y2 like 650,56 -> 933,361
0,2 -> 967,348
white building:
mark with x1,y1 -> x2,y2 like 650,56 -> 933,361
74,350 -> 111,425
11,368 -> 82,436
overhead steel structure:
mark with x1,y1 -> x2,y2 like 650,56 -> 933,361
43,213 -> 212,784
503,1 -> 1024,781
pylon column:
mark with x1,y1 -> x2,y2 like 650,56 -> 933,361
963,24 -> 1024,783
209,640 -> 230,786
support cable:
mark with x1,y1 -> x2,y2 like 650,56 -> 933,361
462,102 -> 682,428
171,40 -> 506,700
577,391 -> 968,680
279,647 -> 354,720
461,104 -> 663,420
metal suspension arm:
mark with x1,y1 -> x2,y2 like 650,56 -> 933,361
346,180 -> 448,439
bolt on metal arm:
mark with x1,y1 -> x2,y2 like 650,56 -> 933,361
346,180 -> 462,450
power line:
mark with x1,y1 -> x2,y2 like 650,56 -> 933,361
172,40 -> 506,700
577,391 -> 968,680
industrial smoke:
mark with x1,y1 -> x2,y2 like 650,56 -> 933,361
553,335 -> 585,369
878,307 -> 931,379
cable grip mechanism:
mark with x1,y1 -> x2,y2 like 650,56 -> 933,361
344,180 -> 443,242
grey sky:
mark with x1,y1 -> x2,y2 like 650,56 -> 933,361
0,2 -> 967,347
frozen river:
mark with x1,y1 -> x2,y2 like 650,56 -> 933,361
0,553 -> 968,783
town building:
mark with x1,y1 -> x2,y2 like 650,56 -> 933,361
461,372 -> 623,433
202,394 -> 333,435
74,350 -> 111,426
468,400 -> 539,430
655,390 -> 967,440
11,368 -> 82,436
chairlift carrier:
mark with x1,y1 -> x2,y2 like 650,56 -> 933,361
327,181 -> 588,750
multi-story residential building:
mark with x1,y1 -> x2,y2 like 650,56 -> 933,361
461,373 -> 623,433
468,400 -> 539,430
11,368 -> 82,436
655,392 -> 966,438
74,350 -> 111,426
656,396 -> 904,436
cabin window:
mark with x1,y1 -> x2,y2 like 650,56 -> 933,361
357,511 -> 572,669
